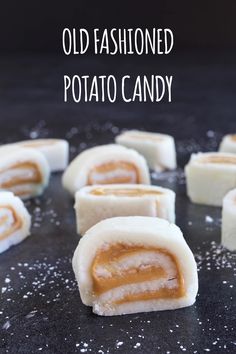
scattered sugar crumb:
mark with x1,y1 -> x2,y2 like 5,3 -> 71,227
205,215 -> 213,223
116,341 -> 123,348
134,343 -> 141,349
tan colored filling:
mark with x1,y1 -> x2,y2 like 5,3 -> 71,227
0,206 -> 22,241
126,133 -> 165,141
88,161 -> 139,185
20,139 -> 58,148
91,243 -> 185,304
90,187 -> 162,197
13,189 -> 34,198
0,162 -> 42,189
200,155 -> 236,164
230,135 -> 236,142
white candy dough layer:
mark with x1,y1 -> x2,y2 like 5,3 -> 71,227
62,144 -> 150,195
0,191 -> 31,254
222,189 -> 236,251
72,216 -> 198,316
75,184 -> 175,235
3,139 -> 69,172
219,134 -> 236,154
185,152 -> 236,206
0,146 -> 50,199
116,130 -> 176,172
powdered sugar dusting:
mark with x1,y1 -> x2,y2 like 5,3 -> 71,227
0,122 -> 235,353
151,168 -> 186,185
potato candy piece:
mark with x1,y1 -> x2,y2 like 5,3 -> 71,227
75,184 -> 175,235
72,216 -> 198,316
0,191 -> 31,254
63,144 -> 150,195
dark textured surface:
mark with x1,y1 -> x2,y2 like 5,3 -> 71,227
0,53 -> 236,353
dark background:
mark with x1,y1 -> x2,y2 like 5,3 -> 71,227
0,0 -> 235,131
0,1 -> 236,52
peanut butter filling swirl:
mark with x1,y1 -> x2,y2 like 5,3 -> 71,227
199,155 -> 236,164
88,161 -> 140,185
0,206 -> 22,241
90,187 -> 163,197
91,243 -> 185,305
230,135 -> 236,142
125,133 -> 165,142
0,162 -> 42,197
20,139 -> 58,148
